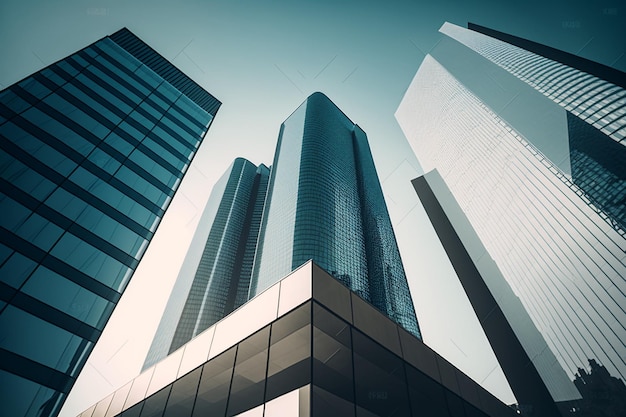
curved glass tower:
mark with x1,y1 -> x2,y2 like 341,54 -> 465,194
252,92 -> 420,338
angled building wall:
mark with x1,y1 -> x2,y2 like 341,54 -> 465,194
396,22 -> 626,411
0,28 -> 220,417
80,263 -> 517,417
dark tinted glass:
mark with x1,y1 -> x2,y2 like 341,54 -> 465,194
163,367 -> 201,417
352,330 -> 410,417
227,327 -> 270,416
192,347 -> 235,417
313,303 -> 353,402
266,302 -> 311,401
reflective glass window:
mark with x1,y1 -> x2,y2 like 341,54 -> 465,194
227,327 -> 270,416
192,347 -> 236,417
42,67 -> 66,86
95,39 -> 141,73
0,251 -> 37,289
312,385 -> 355,417
352,330 -> 410,417
0,195 -> 31,233
84,65 -> 141,106
156,83 -> 180,103
0,370 -> 56,417
114,166 -> 168,207
104,132 -> 135,157
266,302 -> 311,401
69,167 -> 157,228
162,367 -> 201,417
95,56 -> 150,99
140,138 -> 186,172
75,202 -> 146,256
150,126 -> 193,158
44,187 -> 88,221
405,365 -> 448,417
50,232 -> 130,290
22,105 -> 95,156
133,65 -> 162,89
76,72 -> 133,115
0,306 -> 83,372
0,243 -> 12,265
313,303 -> 353,402
139,386 -> 171,417
0,121 -> 77,176
1,89 -> 30,113
18,77 -> 51,100
0,150 -> 57,199
88,147 -> 122,175
14,212 -> 64,251
63,83 -> 122,126
22,265 -> 113,328
128,147 -> 178,186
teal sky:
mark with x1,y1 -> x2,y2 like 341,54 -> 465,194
1,1 -> 624,415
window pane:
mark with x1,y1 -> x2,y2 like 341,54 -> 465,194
162,367 -> 201,417
0,306 -> 83,372
313,303 -> 353,402
192,347 -> 236,417
22,266 -> 113,328
266,302 -> 311,401
139,386 -> 171,417
0,251 -> 37,289
227,327 -> 270,416
352,330 -> 410,417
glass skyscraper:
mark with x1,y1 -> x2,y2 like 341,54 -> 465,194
144,92 -> 420,370
396,22 -> 626,411
144,158 -> 269,369
440,22 -> 626,236
0,28 -> 220,417
252,92 -> 420,338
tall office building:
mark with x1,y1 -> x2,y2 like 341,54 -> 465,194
252,92 -> 420,338
396,22 -> 626,412
144,158 -> 269,369
0,28 -> 220,417
144,92 -> 420,371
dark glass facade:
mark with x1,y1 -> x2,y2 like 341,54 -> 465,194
566,112 -> 626,232
144,93 -> 420,373
0,28 -> 220,417
85,264 -> 516,417
169,159 -> 270,353
252,92 -> 420,338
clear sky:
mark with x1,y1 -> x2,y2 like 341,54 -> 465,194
1,1 -> 624,415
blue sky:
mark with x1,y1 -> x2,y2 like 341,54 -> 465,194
1,1 -> 624,415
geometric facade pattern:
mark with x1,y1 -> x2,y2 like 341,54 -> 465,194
252,92 -> 420,338
0,28 -> 219,417
144,159 -> 269,369
396,22 -> 626,408
144,92 -> 421,371
79,262 -> 517,417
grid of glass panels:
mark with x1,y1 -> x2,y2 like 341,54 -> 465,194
81,293 -> 511,417
251,93 -> 420,338
170,159 -> 270,353
396,55 -> 626,399
0,29 -> 218,417
440,22 -> 626,143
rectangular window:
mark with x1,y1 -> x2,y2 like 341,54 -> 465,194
22,266 -> 114,329
50,232 -> 131,291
